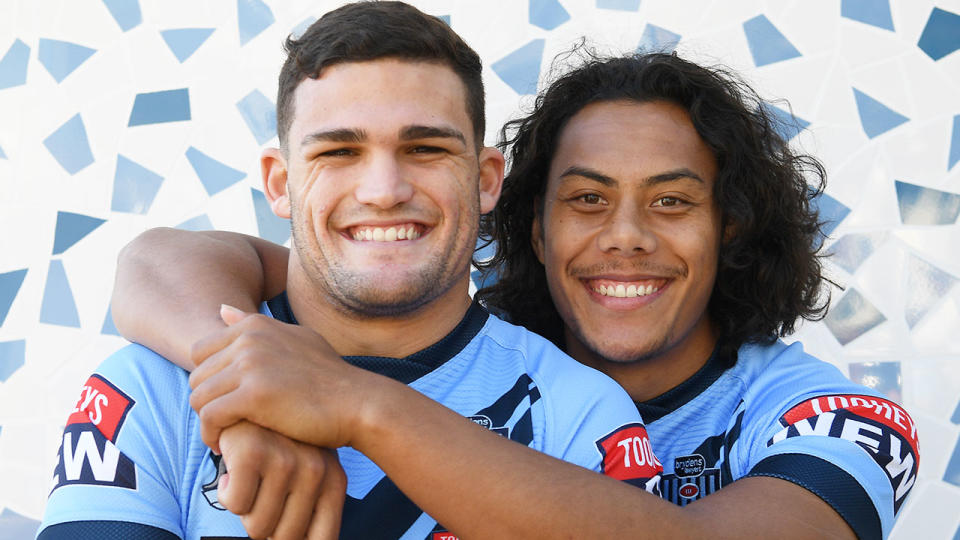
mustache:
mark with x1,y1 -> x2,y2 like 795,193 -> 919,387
569,260 -> 688,279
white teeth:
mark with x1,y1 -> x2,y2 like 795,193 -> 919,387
599,285 -> 607,295
615,284 -> 626,297
408,227 -> 419,240
593,283 -> 661,298
351,225 -> 420,242
364,229 -> 373,241
373,228 -> 385,241
626,284 -> 637,297
394,227 -> 404,240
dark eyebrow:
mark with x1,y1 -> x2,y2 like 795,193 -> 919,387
400,125 -> 466,145
300,128 -> 367,148
559,166 -> 705,186
559,166 -> 617,186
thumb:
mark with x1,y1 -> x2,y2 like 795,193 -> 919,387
219,304 -> 249,326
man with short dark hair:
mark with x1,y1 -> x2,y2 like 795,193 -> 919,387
36,4 -> 659,539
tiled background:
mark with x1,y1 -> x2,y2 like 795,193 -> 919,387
1,0 -> 958,537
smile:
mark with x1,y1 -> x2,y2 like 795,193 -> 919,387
348,224 -> 424,242
586,278 -> 667,298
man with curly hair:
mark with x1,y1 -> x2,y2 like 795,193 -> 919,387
108,49 -> 916,538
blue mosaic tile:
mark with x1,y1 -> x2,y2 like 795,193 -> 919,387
823,287 -> 886,345
811,191 -> 851,236
111,155 -> 164,214
895,180 -> 960,225
238,0 -> 275,46
945,433 -> 960,487
43,114 -> 95,175
160,28 -> 215,63
103,0 -> 142,32
291,17 -> 317,39
904,253 -> 957,328
0,39 -> 29,90
101,305 -> 119,336
40,260 -> 80,328
0,269 -> 27,327
853,88 -> 909,139
950,114 -> 960,171
176,214 -> 214,231
128,88 -> 191,126
529,0 -> 570,31
918,7 -> 960,61
236,89 -> 277,145
0,508 -> 41,540
597,0 -> 640,10
0,340 -> 25,383
841,0 -> 894,31
764,103 -> 810,141
827,232 -> 887,273
848,361 -> 901,401
38,38 -> 96,83
637,24 -> 681,53
743,15 -> 801,67
952,400 -> 960,424
185,146 -> 247,196
52,211 -> 106,255
251,188 -> 290,245
492,39 -> 544,95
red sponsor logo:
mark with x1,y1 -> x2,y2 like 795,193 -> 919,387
66,374 -> 135,442
596,423 -> 663,481
678,483 -> 699,499
432,533 -> 459,540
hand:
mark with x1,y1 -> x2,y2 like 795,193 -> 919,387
188,305 -> 373,452
216,421 -> 346,540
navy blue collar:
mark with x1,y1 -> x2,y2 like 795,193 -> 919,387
266,292 -> 489,384
634,345 -> 733,423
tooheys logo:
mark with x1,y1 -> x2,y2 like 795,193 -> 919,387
768,394 -> 919,513
596,423 -> 663,496
50,374 -> 137,493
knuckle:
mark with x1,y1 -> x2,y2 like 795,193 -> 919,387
241,514 -> 270,539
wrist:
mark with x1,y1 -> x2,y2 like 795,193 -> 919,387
347,372 -> 406,452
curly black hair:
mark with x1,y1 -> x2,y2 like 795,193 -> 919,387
475,49 -> 829,363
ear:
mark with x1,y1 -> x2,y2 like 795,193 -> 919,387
530,198 -> 545,264
477,146 -> 505,214
261,148 -> 290,218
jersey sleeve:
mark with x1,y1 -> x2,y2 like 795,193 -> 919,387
37,345 -> 193,538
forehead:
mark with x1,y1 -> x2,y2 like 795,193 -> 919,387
290,59 -> 473,144
549,100 -> 717,184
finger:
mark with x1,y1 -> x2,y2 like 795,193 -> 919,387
269,470 -> 323,540
306,456 -> 347,540
190,323 -> 245,367
239,456 -> 294,540
220,303 -> 250,326
198,394 -> 246,452
216,447 -> 263,515
189,360 -> 240,411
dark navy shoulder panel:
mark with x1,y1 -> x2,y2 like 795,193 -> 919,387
635,346 -> 733,423
37,521 -> 182,540
747,453 -> 881,540
266,292 -> 489,384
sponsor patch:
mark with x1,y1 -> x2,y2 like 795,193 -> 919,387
467,414 -> 509,437
431,533 -> 460,540
678,483 -> 700,499
596,423 -> 663,495
673,454 -> 706,478
66,374 -> 135,442
768,394 -> 919,513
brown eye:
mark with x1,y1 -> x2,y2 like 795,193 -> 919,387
579,193 -> 602,204
653,196 -> 682,207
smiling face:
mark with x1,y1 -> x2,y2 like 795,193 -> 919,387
264,58 -> 503,319
533,100 -> 722,391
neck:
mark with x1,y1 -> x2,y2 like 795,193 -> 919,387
569,315 -> 719,402
285,261 -> 472,358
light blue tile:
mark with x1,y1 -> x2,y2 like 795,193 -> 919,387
895,180 -> 960,225
176,214 -> 214,231
238,0 -> 275,46
950,115 -> 960,171
111,155 -> 164,214
743,15 -> 802,67
102,0 -> 142,32
904,253 -> 957,328
0,144 -> 5,159
0,341 -> 24,382
492,39 -> 544,96
952,400 -> 960,424
0,269 -> 27,326
597,0 -> 640,10
128,88 -> 191,126
236,89 -> 277,145
918,7 -> 960,61
637,24 -> 681,53
160,28 -> 215,63
101,305 -> 119,336
0,39 -> 30,90
40,260 -> 80,328
764,103 -> 810,141
185,146 -> 247,196
437,15 -> 451,25
954,523 -> 960,540
291,17 -> 317,39
827,232 -> 887,273
853,88 -> 909,139
251,188 -> 289,244
0,508 -> 41,540
824,287 -> 886,345
43,114 -> 95,175
811,191 -> 850,236
529,0 -> 570,31
848,361 -> 901,401
945,434 -> 960,487
38,38 -> 96,83
841,0 -> 894,31
52,211 -> 106,255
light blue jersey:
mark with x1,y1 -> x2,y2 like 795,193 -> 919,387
640,341 -> 918,539
39,297 -> 660,539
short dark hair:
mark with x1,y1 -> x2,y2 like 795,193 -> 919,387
476,49 -> 829,362
277,1 -> 485,149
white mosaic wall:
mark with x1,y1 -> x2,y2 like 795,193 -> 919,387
1,0 -> 958,537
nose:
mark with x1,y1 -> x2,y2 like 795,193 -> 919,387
596,201 -> 657,255
353,153 -> 414,209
